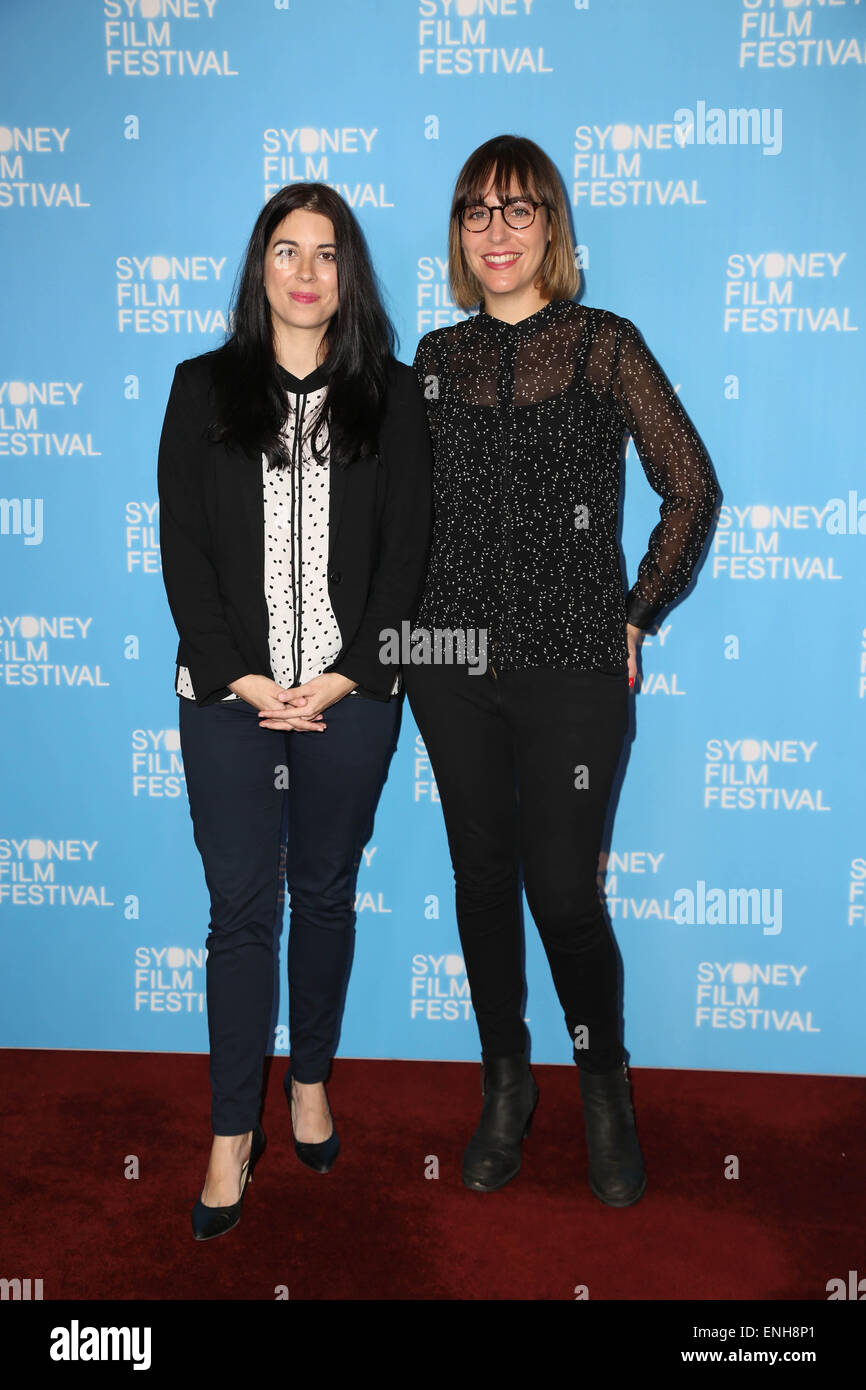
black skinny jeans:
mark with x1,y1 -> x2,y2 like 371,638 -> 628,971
403,663 -> 629,1072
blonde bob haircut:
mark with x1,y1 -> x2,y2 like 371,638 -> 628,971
448,134 -> 579,311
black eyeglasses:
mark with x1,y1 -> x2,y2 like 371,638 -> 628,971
458,198 -> 546,232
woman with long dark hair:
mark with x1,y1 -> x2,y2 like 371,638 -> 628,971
158,183 -> 431,1239
404,135 -> 718,1204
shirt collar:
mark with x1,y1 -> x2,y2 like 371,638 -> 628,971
276,361 -> 329,394
471,298 -> 570,340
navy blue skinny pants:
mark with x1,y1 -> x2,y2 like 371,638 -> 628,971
178,691 -> 401,1135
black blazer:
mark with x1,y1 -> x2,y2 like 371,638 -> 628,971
157,350 -> 433,706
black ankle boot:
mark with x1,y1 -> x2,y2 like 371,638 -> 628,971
578,1061 -> 646,1207
462,1053 -> 538,1192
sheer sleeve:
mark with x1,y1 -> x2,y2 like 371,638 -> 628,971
612,317 -> 719,630
412,334 -> 442,440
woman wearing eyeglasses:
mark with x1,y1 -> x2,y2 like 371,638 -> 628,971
404,135 -> 718,1204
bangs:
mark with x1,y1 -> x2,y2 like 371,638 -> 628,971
458,154 -> 542,209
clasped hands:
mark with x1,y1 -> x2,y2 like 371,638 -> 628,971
227,672 -> 358,731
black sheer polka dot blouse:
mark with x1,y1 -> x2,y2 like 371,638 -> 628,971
412,299 -> 719,673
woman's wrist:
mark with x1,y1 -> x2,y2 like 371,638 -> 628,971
321,672 -> 357,695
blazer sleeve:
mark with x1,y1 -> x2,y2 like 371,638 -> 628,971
612,317 -> 719,630
325,363 -> 433,697
157,361 -> 252,704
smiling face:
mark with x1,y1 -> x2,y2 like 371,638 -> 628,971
263,207 -> 339,357
459,172 -> 551,321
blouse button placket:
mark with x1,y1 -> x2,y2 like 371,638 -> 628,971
495,332 -> 517,670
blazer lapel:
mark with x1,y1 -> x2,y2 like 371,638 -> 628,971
237,449 -> 265,576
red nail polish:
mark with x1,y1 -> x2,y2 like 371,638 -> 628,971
628,676 -> 634,688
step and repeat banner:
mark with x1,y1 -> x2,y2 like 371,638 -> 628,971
1,0 -> 863,1076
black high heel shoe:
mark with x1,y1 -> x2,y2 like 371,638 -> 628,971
462,1053 -> 539,1192
191,1124 -> 266,1241
284,1067 -> 340,1173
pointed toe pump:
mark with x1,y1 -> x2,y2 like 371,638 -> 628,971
284,1069 -> 340,1173
191,1124 -> 266,1241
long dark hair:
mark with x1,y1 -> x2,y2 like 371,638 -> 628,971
210,183 -> 395,469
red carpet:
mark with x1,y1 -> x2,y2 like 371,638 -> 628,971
2,1050 -> 862,1301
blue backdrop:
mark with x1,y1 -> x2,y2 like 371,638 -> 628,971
2,0 -> 864,1075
